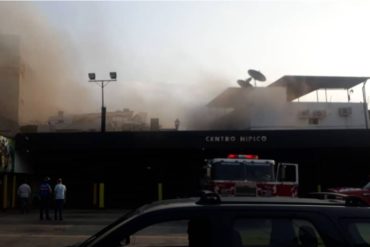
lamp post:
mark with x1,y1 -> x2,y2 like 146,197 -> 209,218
362,79 -> 369,129
89,72 -> 117,132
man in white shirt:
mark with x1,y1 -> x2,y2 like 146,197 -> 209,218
54,178 -> 67,220
17,180 -> 31,214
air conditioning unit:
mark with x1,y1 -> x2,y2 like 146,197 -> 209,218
312,110 -> 326,119
338,107 -> 352,117
298,110 -> 310,119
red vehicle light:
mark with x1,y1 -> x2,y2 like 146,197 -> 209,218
245,154 -> 259,159
227,154 -> 258,159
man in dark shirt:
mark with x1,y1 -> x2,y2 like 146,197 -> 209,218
39,176 -> 52,220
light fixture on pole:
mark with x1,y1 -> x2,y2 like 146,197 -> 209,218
89,72 -> 117,132
362,80 -> 369,129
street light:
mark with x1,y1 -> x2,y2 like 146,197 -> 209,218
110,72 -> 117,80
88,73 -> 96,80
362,80 -> 369,129
89,72 -> 117,132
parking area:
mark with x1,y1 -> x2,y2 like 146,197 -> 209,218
0,209 -> 125,247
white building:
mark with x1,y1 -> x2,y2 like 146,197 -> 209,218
205,76 -> 369,130
43,108 -> 148,132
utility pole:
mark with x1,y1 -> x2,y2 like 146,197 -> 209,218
362,80 -> 369,129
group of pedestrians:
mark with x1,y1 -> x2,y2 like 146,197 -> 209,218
17,177 -> 67,221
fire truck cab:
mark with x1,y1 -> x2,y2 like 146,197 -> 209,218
203,154 -> 299,197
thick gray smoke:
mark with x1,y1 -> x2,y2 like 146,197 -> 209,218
0,2 -> 233,129
0,2 -> 93,125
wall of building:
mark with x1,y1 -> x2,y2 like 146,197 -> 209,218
224,86 -> 368,130
44,109 -> 149,132
250,102 -> 366,130
239,87 -> 287,107
13,130 -> 370,208
0,34 -> 20,135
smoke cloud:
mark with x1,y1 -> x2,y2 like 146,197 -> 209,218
0,2 -> 94,125
0,2 -> 233,129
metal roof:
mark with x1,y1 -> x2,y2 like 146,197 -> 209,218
268,75 -> 369,101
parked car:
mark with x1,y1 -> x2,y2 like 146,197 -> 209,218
71,191 -> 370,247
325,182 -> 370,206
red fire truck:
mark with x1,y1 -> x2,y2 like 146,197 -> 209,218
203,154 -> 299,197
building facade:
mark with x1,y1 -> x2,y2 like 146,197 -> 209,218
0,34 -> 20,136
41,108 -> 149,132
204,76 -> 369,130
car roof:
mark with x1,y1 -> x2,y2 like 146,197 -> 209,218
121,192 -> 370,224
215,196 -> 345,205
132,193 -> 348,215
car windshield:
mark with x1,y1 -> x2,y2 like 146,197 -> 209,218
212,162 -> 245,180
246,164 -> 274,182
212,162 -> 274,182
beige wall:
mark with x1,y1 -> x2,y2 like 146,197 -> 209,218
0,34 -> 20,135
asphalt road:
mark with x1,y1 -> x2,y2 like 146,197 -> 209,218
0,209 -> 125,247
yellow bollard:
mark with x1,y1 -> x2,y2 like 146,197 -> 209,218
158,183 -> 163,201
93,183 -> 97,207
12,175 -> 16,208
2,174 -> 8,209
99,183 -> 105,209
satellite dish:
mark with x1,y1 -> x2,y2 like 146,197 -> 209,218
236,69 -> 266,88
248,69 -> 266,82
237,78 -> 253,88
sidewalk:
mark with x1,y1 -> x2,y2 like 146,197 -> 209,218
0,208 -> 127,225
0,209 -> 128,240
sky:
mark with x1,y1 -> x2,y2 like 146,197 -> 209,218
2,1 -> 370,128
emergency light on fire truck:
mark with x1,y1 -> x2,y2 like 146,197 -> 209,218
203,154 -> 299,197
227,154 -> 259,159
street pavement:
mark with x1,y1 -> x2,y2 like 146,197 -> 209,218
0,208 -> 126,247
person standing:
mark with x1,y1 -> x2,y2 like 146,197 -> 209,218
17,180 -> 31,214
39,176 -> 52,220
54,178 -> 67,221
